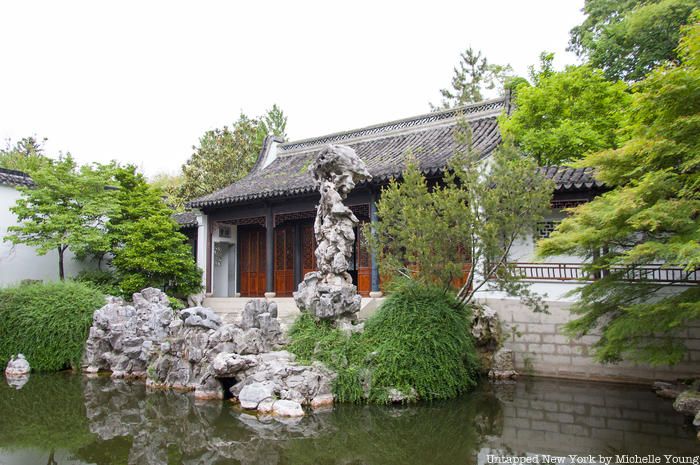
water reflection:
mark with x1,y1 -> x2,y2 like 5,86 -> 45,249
0,374 -> 696,465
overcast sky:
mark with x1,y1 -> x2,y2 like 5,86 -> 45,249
0,1 -> 584,177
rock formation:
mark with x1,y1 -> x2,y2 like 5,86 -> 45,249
293,144 -> 372,322
83,290 -> 335,415
488,348 -> 518,380
4,353 -> 30,377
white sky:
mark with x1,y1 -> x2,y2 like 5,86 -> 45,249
0,1 -> 584,177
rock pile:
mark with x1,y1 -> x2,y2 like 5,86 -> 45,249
488,348 -> 518,380
83,288 -> 175,378
4,353 -> 30,377
83,289 -> 335,416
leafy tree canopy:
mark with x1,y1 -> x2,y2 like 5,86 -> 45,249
432,47 -> 514,110
569,0 -> 699,81
500,59 -> 632,166
0,136 -> 51,173
538,17 -> 700,365
180,105 -> 287,202
369,124 -> 553,310
109,166 -> 202,298
4,155 -> 117,279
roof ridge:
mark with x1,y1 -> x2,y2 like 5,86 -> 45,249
278,98 -> 505,153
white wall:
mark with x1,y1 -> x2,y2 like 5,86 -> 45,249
211,223 -> 237,297
0,184 -> 96,286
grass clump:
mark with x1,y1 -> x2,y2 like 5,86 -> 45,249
0,281 -> 105,371
287,279 -> 480,403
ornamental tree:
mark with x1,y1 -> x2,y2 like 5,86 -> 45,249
569,0 -> 698,81
538,18 -> 700,365
5,155 -> 116,280
109,166 -> 202,298
369,122 -> 553,310
500,63 -> 632,166
180,105 -> 288,202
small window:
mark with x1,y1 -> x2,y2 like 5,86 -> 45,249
536,221 -> 560,239
219,226 -> 232,238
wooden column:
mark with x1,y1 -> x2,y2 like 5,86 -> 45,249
293,222 -> 302,290
265,207 -> 275,296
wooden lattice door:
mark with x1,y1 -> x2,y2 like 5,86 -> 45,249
239,227 -> 266,297
301,224 -> 317,278
356,224 -> 371,296
274,225 -> 295,296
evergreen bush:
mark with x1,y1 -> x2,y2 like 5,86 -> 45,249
0,281 -> 105,371
288,280 -> 480,403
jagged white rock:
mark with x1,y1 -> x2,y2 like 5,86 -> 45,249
294,144 -> 372,322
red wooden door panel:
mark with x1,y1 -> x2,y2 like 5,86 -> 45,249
274,225 -> 295,297
356,223 -> 371,296
301,224 -> 317,277
239,227 -> 266,297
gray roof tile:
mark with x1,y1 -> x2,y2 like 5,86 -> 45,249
0,168 -> 33,187
189,98 -> 603,209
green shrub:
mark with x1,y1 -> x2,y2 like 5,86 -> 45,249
287,279 -> 480,403
73,269 -> 121,296
0,281 -> 105,371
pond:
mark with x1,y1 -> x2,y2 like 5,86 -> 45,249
0,374 -> 697,465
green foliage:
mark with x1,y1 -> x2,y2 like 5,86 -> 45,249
432,47 -> 513,110
73,269 -> 121,296
4,155 -> 117,279
569,0 -> 699,81
180,105 -> 288,202
0,281 -> 105,371
500,64 -> 632,165
0,136 -> 51,173
109,166 -> 202,298
538,18 -> 700,365
150,171 -> 185,211
288,281 -> 481,403
368,126 -> 553,308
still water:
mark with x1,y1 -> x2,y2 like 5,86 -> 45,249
0,373 -> 697,465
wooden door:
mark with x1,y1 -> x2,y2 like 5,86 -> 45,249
356,224 -> 371,296
274,225 -> 295,297
301,224 -> 317,277
239,227 -> 266,297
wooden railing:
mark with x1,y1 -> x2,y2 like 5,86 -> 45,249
507,263 -> 700,284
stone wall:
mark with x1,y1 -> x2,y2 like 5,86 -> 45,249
481,297 -> 700,382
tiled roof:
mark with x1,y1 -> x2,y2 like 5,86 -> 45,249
172,211 -> 198,228
188,98 -> 604,209
538,166 -> 604,191
0,168 -> 33,187
189,99 -> 505,208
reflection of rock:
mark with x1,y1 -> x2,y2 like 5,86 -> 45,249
5,353 -> 30,376
294,144 -> 371,323
5,374 -> 29,389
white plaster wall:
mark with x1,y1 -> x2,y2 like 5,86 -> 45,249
0,184 -> 96,286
